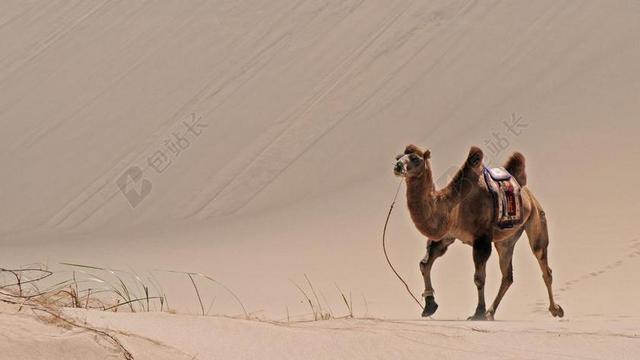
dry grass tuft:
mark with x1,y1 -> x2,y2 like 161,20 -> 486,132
0,264 -> 251,358
0,266 -> 134,359
288,275 -> 360,322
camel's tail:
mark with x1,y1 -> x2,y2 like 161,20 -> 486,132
504,152 -> 527,186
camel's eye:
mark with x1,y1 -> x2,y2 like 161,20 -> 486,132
410,154 -> 420,163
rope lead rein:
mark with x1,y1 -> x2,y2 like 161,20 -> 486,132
382,179 -> 424,310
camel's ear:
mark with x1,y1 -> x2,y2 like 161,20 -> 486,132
466,146 -> 483,168
423,149 -> 431,160
404,144 -> 422,155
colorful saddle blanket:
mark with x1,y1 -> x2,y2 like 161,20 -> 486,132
483,166 -> 523,229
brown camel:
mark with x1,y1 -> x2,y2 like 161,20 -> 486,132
393,144 -> 564,320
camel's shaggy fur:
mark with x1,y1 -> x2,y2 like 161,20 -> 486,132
394,144 -> 563,320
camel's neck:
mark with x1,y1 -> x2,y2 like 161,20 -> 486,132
405,171 -> 434,205
405,166 -> 450,239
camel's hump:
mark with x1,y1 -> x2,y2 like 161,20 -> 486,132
504,152 -> 527,186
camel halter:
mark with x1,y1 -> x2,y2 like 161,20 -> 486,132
382,179 -> 424,310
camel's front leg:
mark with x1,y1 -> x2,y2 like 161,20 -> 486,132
485,237 -> 519,320
419,237 -> 454,317
468,235 -> 491,320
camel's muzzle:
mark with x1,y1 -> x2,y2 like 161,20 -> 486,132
394,161 -> 407,177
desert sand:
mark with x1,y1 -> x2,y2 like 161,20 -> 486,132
3,300 -> 638,360
1,0 -> 639,359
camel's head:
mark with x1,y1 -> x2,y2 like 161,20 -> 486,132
394,144 -> 431,178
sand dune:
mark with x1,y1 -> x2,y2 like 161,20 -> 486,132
2,302 -> 638,360
1,0 -> 639,358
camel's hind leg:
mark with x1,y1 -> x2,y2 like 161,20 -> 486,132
525,208 -> 564,318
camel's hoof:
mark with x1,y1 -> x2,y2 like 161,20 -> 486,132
550,304 -> 564,318
467,306 -> 487,321
484,310 -> 495,321
422,296 -> 438,317
467,313 -> 487,321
